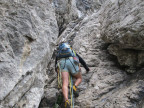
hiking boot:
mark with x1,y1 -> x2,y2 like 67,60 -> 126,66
73,85 -> 79,97
65,100 -> 70,108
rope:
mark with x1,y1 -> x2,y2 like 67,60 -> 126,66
57,61 -> 75,108
69,74 -> 74,108
71,75 -> 74,108
69,75 -> 72,108
57,63 -> 62,89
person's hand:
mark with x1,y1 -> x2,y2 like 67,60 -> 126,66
86,68 -> 90,73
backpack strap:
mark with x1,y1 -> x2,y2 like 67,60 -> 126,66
72,50 -> 76,56
70,47 -> 76,57
68,58 -> 77,72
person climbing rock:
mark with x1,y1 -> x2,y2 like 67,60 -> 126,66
55,42 -> 90,108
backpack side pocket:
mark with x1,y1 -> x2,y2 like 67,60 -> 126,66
73,56 -> 79,64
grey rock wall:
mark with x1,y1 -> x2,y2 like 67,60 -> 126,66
39,0 -> 144,107
0,0 -> 58,108
53,0 -> 105,35
100,0 -> 144,73
72,13 -> 144,108
1,0 -> 144,108
53,0 -> 78,35
76,0 -> 105,15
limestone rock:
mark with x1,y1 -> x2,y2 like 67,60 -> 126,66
53,0 -> 79,34
1,0 -> 144,108
76,0 -> 105,16
100,0 -> 144,72
53,0 -> 105,35
0,0 -> 58,108
71,12 -> 144,107
41,1 -> 144,106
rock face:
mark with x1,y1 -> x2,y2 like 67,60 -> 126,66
100,0 -> 144,73
76,0 -> 105,15
1,0 -> 144,108
53,0 -> 105,35
53,0 -> 79,35
40,0 -> 144,108
0,0 -> 58,108
71,13 -> 144,108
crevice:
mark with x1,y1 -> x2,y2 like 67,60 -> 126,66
39,97 -> 56,108
106,43 -> 144,73
24,35 -> 35,43
58,25 -> 65,36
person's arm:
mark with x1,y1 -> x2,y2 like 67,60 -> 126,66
76,53 -> 90,72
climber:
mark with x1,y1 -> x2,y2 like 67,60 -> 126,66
55,42 -> 90,108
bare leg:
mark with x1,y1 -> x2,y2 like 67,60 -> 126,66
62,72 -> 69,101
73,72 -> 82,87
